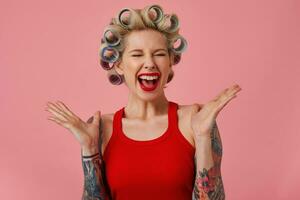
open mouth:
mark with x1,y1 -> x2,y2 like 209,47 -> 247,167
137,74 -> 160,91
138,77 -> 159,85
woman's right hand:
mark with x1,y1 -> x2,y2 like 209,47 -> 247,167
45,100 -> 101,149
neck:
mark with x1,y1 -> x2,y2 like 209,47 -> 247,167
124,92 -> 169,120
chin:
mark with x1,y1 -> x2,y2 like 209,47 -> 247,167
136,89 -> 164,102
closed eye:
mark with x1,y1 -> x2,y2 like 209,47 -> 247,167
132,54 -> 166,57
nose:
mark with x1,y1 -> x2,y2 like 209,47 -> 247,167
144,65 -> 155,70
143,55 -> 156,70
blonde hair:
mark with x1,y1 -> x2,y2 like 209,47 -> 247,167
99,4 -> 187,85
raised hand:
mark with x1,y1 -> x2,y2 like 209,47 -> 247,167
45,100 -> 101,148
191,83 -> 242,138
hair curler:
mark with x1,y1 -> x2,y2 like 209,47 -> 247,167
107,67 -> 124,85
100,45 -> 120,63
173,54 -> 181,65
100,60 -> 114,70
170,35 -> 187,54
116,8 -> 133,29
102,25 -> 122,47
166,14 -> 179,33
157,13 -> 179,33
142,4 -> 164,24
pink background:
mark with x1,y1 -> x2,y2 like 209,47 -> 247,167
1,0 -> 299,199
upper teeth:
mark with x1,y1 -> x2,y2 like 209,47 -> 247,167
139,75 -> 159,80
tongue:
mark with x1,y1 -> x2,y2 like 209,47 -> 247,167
141,79 -> 155,88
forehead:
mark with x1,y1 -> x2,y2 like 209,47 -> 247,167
124,29 -> 167,51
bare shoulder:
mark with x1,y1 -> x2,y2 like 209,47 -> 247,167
177,102 -> 203,123
99,113 -> 114,155
86,113 -> 114,156
176,102 -> 204,146
177,103 -> 203,114
100,113 -> 114,126
86,112 -> 114,132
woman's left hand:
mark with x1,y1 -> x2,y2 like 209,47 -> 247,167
191,83 -> 242,138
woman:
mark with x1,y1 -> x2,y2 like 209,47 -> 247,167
45,4 -> 241,200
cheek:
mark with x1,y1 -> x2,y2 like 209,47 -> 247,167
126,59 -> 141,70
124,66 -> 139,82
121,58 -> 137,68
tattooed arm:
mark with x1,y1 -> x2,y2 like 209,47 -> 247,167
81,117 -> 111,200
192,121 -> 225,200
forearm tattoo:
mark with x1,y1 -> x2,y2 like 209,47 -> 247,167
81,118 -> 110,200
192,122 -> 225,200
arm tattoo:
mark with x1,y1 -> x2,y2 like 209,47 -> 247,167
81,118 -> 110,200
192,122 -> 225,200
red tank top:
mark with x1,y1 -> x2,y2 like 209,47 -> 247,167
103,101 -> 196,200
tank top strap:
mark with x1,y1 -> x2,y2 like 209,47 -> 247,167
112,101 -> 177,139
113,101 -> 178,138
168,101 -> 179,131
112,106 -> 124,137
169,101 -> 196,153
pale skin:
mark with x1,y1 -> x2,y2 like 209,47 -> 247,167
45,28 -> 242,200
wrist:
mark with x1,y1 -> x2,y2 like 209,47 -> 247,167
81,145 -> 99,157
194,133 -> 211,140
194,135 -> 212,147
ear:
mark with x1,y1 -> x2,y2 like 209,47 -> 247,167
114,59 -> 124,75
167,68 -> 174,83
169,51 -> 175,66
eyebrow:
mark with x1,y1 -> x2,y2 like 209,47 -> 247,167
128,48 -> 167,53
